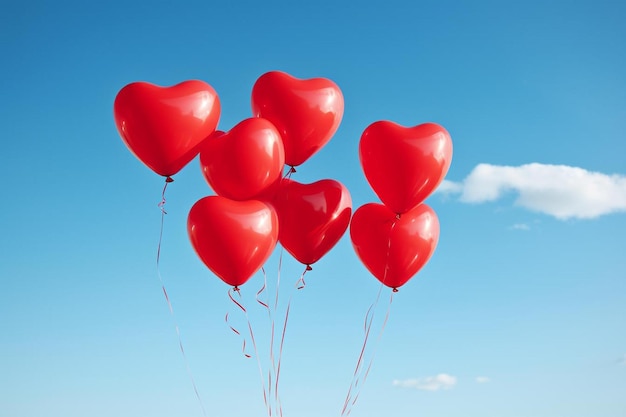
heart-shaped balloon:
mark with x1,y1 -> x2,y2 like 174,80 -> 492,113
271,178 -> 352,266
350,202 -> 439,290
251,71 -> 344,167
114,80 -> 221,177
359,121 -> 452,214
199,118 -> 285,201
187,196 -> 279,288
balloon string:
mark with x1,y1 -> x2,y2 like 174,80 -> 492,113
224,307 -> 251,359
283,166 -> 296,179
252,248 -> 286,417
273,265 -> 310,417
341,217 -> 398,416
341,278 -> 385,415
257,268 -> 269,309
344,291 -> 394,416
274,302 -> 289,417
269,168 -> 298,417
156,177 -> 173,264
266,246 -> 288,416
275,249 -> 284,311
228,287 -> 271,417
155,177 -> 208,417
379,216 -> 399,288
340,290 -> 377,416
157,176 -> 174,215
256,268 -> 276,414
271,250 -> 284,415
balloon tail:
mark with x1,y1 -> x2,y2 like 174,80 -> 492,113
155,178 -> 207,417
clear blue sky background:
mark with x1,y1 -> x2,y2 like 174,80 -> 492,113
2,1 -> 625,416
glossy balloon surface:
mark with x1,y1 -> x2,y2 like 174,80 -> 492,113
200,118 -> 285,201
350,202 -> 439,289
359,121 -> 452,214
114,80 -> 221,177
251,71 -> 344,167
187,196 -> 278,287
271,178 -> 352,265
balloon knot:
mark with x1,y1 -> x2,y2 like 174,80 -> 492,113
392,288 -> 399,293
233,286 -> 240,292
289,166 -> 296,173
165,176 -> 174,183
306,265 -> 313,271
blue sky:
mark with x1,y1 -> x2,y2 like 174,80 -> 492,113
2,1 -> 625,416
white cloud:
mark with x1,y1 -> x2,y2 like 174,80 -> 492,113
510,223 -> 530,231
438,179 -> 463,194
475,376 -> 490,383
439,163 -> 626,220
393,374 -> 457,391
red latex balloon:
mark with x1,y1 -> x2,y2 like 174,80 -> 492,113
271,178 -> 352,266
251,71 -> 344,167
200,118 -> 285,201
114,80 -> 221,177
350,203 -> 439,290
359,121 -> 452,214
187,196 -> 279,287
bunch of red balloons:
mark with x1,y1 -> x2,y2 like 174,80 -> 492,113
113,70 -> 452,291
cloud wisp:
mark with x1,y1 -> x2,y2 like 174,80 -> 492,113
393,374 -> 457,391
509,223 -> 530,231
439,163 -> 626,220
475,376 -> 490,383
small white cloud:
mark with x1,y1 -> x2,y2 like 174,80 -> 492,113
475,376 -> 490,383
439,163 -> 626,220
510,223 -> 530,231
437,179 -> 463,194
393,374 -> 457,391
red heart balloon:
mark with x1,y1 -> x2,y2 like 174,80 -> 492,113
114,80 -> 221,177
359,121 -> 452,214
271,178 -> 352,266
350,203 -> 439,290
187,196 -> 279,287
199,118 -> 285,201
251,71 -> 344,167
